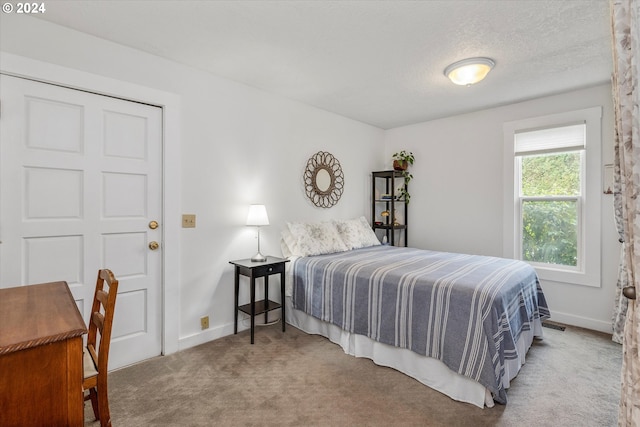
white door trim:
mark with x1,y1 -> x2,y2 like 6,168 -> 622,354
0,52 -> 181,356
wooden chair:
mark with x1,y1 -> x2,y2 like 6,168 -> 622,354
83,269 -> 119,427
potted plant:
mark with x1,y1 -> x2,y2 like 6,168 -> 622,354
392,150 -> 415,171
392,151 -> 415,204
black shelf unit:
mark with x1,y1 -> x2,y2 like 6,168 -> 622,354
371,170 -> 408,247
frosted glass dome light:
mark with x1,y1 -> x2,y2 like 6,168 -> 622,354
444,57 -> 495,86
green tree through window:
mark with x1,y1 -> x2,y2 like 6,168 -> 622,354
520,152 -> 581,266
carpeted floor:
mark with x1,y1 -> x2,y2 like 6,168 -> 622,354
85,322 -> 621,426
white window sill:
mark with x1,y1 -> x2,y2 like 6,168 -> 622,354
532,263 -> 600,288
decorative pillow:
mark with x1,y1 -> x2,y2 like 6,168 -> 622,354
287,221 -> 349,256
280,238 -> 292,259
334,216 -> 381,249
280,229 -> 298,258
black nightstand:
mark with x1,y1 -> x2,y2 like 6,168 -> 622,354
229,256 -> 289,344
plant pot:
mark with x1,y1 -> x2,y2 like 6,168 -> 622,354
393,160 -> 408,171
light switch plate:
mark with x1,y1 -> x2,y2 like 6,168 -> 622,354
182,214 -> 196,228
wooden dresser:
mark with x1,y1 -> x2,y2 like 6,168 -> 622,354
0,281 -> 87,427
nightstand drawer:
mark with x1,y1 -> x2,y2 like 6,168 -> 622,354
251,262 -> 285,277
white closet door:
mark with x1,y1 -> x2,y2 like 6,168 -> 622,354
0,74 -> 163,369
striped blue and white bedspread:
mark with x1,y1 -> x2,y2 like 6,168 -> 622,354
292,245 -> 550,404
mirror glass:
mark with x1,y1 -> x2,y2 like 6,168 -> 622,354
315,168 -> 331,193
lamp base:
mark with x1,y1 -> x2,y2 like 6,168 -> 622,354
251,252 -> 267,262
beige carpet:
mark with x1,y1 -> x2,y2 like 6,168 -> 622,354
85,322 -> 621,426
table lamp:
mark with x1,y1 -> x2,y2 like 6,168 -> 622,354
246,204 -> 269,262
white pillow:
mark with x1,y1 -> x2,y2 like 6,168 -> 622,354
334,216 -> 381,249
280,238 -> 292,258
280,229 -> 298,258
287,221 -> 349,256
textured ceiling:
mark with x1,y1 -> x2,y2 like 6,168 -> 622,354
32,1 -> 612,129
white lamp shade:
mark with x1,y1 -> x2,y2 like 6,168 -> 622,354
444,57 -> 495,86
246,204 -> 269,226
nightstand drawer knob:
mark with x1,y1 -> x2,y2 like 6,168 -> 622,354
268,267 -> 273,272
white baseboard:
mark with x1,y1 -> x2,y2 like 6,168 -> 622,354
178,309 -> 611,351
178,323 -> 236,351
177,310 -> 283,351
549,310 -> 613,334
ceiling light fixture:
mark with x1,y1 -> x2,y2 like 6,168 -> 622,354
444,57 -> 495,86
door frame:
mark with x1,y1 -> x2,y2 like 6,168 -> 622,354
0,52 -> 181,357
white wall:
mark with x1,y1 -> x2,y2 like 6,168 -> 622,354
1,15 -> 618,341
0,16 -> 385,349
385,84 -> 618,333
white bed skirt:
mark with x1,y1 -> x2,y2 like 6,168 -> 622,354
285,297 -> 542,409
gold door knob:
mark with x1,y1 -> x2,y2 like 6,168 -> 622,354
148,241 -> 159,250
149,220 -> 159,230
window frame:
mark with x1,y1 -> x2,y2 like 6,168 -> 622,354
503,107 -> 602,287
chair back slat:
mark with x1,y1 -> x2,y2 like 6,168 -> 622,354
96,289 -> 108,306
92,311 -> 105,331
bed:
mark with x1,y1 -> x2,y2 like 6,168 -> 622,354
281,217 -> 550,408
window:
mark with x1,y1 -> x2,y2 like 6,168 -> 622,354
503,108 -> 601,287
517,124 -> 584,268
